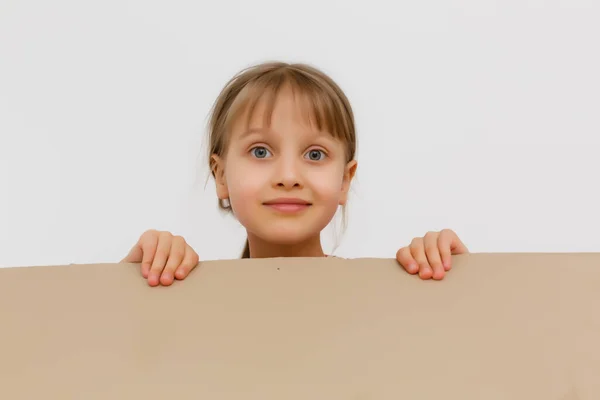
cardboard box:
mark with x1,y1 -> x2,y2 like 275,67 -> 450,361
1,253 -> 599,398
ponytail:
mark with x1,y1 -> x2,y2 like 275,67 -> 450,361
241,239 -> 250,258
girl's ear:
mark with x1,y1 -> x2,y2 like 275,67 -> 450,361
210,154 -> 229,200
339,159 -> 357,206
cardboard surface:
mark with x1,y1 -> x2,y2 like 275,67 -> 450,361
1,253 -> 599,399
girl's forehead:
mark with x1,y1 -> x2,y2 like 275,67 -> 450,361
233,93 -> 328,136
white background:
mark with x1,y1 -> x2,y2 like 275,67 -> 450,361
1,0 -> 598,268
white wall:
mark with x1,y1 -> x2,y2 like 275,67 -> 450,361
1,0 -> 598,268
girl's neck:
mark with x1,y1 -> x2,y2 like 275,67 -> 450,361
246,233 -> 325,258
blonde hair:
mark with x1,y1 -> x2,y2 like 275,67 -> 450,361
206,61 -> 357,258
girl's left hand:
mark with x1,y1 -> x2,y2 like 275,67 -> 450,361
396,229 -> 468,280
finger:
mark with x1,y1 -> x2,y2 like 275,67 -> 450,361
139,231 -> 159,279
175,246 -> 200,280
424,231 -> 445,280
148,232 -> 172,287
410,237 -> 433,280
437,229 -> 454,270
396,247 -> 418,274
439,229 -> 469,270
160,235 -> 186,286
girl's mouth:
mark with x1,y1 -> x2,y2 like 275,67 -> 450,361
263,198 -> 312,213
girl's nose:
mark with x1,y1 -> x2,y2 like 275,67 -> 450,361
274,158 -> 303,189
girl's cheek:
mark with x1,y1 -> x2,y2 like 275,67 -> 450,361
229,163 -> 267,196
307,165 -> 346,189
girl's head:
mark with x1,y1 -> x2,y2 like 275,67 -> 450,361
207,62 -> 357,257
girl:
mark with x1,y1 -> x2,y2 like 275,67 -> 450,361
121,62 -> 469,286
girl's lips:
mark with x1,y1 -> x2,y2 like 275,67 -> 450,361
263,198 -> 312,213
265,203 -> 311,213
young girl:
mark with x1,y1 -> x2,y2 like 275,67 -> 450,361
121,61 -> 469,286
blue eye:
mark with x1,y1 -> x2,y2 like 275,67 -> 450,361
305,149 -> 326,161
251,146 -> 271,159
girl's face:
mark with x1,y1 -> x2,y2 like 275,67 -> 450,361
212,86 -> 356,248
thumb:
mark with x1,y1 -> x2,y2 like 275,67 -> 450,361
450,237 -> 469,255
121,244 -> 143,263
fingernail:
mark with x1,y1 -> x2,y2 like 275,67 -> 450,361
408,263 -> 418,273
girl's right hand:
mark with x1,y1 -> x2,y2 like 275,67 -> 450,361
120,230 -> 200,287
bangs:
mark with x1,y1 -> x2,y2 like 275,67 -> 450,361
223,67 -> 353,150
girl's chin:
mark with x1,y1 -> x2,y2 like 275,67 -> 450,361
240,213 -> 335,244
247,226 -> 320,246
